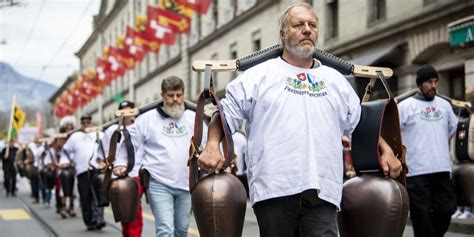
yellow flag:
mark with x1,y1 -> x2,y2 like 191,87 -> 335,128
12,105 -> 26,135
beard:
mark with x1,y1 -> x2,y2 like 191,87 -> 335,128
163,102 -> 185,118
284,37 -> 315,60
421,89 -> 436,101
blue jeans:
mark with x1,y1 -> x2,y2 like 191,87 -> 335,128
147,178 -> 191,237
39,178 -> 51,205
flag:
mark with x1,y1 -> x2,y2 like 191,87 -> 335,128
82,70 -> 103,96
10,105 -> 26,138
54,98 -> 74,118
115,35 -> 137,68
146,6 -> 178,45
148,5 -> 191,34
125,26 -> 148,61
96,57 -> 113,86
78,74 -> 101,98
36,112 -> 43,136
176,0 -> 212,14
109,46 -> 134,71
162,0 -> 195,19
103,46 -> 127,79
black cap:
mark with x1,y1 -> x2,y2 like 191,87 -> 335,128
80,114 -> 92,121
118,100 -> 135,110
416,65 -> 438,86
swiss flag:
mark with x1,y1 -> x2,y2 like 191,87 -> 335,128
128,26 -> 161,53
96,58 -> 112,86
297,73 -> 307,81
125,26 -> 148,61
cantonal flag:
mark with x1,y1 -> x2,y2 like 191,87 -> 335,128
148,5 -> 191,34
176,0 -> 212,15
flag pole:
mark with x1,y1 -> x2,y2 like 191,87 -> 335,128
4,95 -> 15,159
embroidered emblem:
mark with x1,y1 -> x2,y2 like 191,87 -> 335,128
458,130 -> 466,140
284,72 -> 328,97
420,106 -> 443,121
162,122 -> 188,137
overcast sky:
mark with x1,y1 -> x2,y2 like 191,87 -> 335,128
0,0 -> 101,87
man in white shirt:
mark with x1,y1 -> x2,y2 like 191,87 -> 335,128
101,100 -> 145,237
197,3 -> 402,236
115,76 -> 200,237
60,115 -> 106,231
28,136 -> 44,204
398,64 -> 458,237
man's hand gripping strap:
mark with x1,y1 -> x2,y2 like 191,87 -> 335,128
351,72 -> 407,186
188,64 -> 235,192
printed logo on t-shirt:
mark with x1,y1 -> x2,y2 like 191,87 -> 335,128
162,122 -> 188,137
420,107 -> 443,121
284,72 -> 328,97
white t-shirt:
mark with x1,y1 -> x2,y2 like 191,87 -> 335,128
120,108 -> 204,191
60,131 -> 99,176
398,95 -> 457,177
221,57 -> 361,208
28,142 -> 44,168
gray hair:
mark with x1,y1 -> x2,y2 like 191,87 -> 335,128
278,2 -> 318,45
161,75 -> 185,93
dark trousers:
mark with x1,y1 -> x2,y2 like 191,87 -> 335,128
407,172 -> 456,237
77,171 -> 104,228
31,174 -> 40,201
3,168 -> 16,195
253,189 -> 337,237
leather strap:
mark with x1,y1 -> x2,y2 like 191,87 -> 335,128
103,117 -> 135,188
188,64 -> 235,192
352,71 -> 407,186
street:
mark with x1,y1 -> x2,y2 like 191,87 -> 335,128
0,173 -> 472,237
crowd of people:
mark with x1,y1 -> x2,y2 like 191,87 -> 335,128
1,3 -> 473,237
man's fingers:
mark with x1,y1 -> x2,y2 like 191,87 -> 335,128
381,158 -> 389,176
389,160 -> 402,178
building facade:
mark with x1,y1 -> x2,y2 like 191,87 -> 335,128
49,0 -> 474,124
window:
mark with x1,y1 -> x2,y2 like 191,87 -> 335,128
231,0 -> 238,17
136,0 -> 142,14
197,14 -> 202,40
212,0 -> 218,29
369,0 -> 386,24
325,0 -> 338,40
449,68 -> 465,100
252,30 -> 261,51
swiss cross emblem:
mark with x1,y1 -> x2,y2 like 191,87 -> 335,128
297,73 -> 307,81
459,130 -> 466,140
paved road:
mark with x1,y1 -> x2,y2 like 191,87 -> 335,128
0,173 -> 472,236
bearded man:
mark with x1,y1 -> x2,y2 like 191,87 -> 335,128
119,76 -> 203,237
197,3 -> 401,237
398,65 -> 458,237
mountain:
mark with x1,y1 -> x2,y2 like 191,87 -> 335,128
0,62 -> 58,112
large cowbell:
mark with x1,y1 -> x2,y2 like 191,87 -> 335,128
60,167 -> 75,196
191,172 -> 247,237
337,73 -> 409,237
106,126 -> 139,223
91,170 -> 109,207
188,68 -> 247,237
